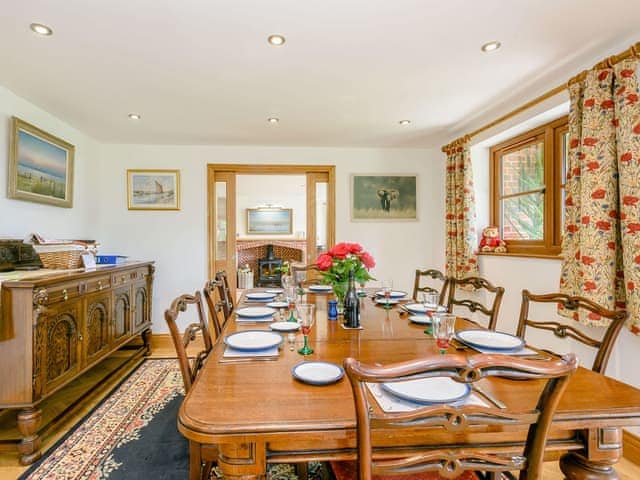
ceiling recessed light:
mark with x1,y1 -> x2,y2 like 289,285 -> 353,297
30,23 -> 53,36
398,120 -> 411,125
481,41 -> 501,53
267,34 -> 286,46
267,117 -> 279,124
128,113 -> 141,120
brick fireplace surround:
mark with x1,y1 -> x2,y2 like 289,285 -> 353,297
236,239 -> 307,278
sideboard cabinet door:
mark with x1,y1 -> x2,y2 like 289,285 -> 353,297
132,280 -> 150,334
84,292 -> 111,366
112,286 -> 131,346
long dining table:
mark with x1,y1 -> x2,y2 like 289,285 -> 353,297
178,289 -> 640,480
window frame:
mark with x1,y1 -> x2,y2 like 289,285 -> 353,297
489,116 -> 568,257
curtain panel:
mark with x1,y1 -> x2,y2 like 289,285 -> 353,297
560,58 -> 640,334
444,139 -> 479,279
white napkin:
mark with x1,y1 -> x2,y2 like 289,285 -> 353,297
367,383 -> 489,412
223,346 -> 279,358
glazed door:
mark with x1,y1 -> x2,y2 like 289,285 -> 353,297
209,170 -> 237,298
306,171 -> 334,265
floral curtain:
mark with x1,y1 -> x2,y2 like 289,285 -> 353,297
444,138 -> 479,279
560,58 -> 640,334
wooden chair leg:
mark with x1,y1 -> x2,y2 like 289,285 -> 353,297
190,441 -> 203,480
295,462 -> 309,479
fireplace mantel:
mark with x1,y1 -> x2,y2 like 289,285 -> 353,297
236,239 -> 307,279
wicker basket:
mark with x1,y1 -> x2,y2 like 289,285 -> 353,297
35,246 -> 84,269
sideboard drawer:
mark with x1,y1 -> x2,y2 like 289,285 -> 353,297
86,275 -> 111,293
44,281 -> 83,305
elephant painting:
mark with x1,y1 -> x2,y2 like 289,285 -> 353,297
376,188 -> 399,212
352,175 -> 417,220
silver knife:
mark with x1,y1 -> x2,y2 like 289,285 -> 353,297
472,385 -> 506,409
218,357 -> 279,364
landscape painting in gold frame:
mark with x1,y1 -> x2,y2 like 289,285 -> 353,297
127,169 -> 180,210
8,117 -> 75,208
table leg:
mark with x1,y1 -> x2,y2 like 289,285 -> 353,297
217,442 -> 267,480
17,407 -> 42,465
559,427 -> 622,480
559,452 -> 619,480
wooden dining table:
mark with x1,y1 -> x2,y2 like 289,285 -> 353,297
178,289 -> 640,480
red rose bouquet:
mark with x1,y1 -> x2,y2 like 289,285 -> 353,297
315,242 -> 375,302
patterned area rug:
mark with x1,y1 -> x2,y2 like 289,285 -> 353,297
20,359 -> 323,480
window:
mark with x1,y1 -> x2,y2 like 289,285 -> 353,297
490,116 -> 568,256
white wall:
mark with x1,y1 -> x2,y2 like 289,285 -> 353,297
236,174 -> 306,238
94,145 -> 444,333
0,85 -> 98,238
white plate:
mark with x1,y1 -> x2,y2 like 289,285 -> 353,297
382,377 -> 470,404
224,330 -> 283,351
307,285 -> 333,292
266,301 -> 289,308
270,321 -> 300,332
408,315 -> 432,325
374,290 -> 408,299
266,288 -> 284,294
235,306 -> 276,318
374,297 -> 400,305
246,292 -> 277,300
456,330 -> 525,351
292,362 -> 344,385
403,303 -> 446,314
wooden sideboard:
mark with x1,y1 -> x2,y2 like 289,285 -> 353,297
0,261 -> 154,464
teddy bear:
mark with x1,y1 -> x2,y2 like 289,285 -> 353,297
479,226 -> 507,253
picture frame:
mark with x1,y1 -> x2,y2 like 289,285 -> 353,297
81,253 -> 96,270
126,169 -> 180,210
8,117 -> 75,208
351,174 -> 418,221
247,208 -> 292,234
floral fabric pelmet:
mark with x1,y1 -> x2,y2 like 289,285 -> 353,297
444,140 -> 479,279
560,59 -> 640,334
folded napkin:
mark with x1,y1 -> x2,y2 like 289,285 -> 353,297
223,345 -> 279,358
367,383 -> 489,412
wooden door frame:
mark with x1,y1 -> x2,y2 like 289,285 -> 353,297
206,164 -> 336,282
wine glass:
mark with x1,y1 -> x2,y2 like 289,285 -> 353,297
285,285 -> 297,322
296,303 -> 316,355
432,313 -> 455,354
420,291 -> 440,334
381,280 -> 393,310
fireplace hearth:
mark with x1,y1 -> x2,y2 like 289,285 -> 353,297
257,245 -> 282,287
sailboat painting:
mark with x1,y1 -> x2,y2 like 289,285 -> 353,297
127,169 -> 180,210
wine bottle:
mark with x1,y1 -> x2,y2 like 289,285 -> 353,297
344,269 -> 360,328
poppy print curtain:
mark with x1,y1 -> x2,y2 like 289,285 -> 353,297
444,138 -> 479,279
560,58 -> 640,334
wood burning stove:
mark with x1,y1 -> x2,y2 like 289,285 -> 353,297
257,245 -> 282,287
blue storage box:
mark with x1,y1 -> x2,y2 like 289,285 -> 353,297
95,255 -> 128,265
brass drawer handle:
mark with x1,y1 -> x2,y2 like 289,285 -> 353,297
98,281 -> 103,291
62,289 -> 68,301
121,275 -> 126,283
78,334 -> 83,341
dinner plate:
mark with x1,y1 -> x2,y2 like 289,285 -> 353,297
292,362 -> 344,385
374,290 -> 408,299
246,292 -> 277,301
307,285 -> 333,292
235,306 -> 276,318
266,301 -> 289,308
408,315 -> 432,325
374,297 -> 400,305
381,377 -> 471,404
266,288 -> 284,294
224,330 -> 283,351
403,303 -> 446,314
270,321 -> 300,332
456,329 -> 525,351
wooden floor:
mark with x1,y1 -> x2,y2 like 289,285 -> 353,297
1,345 -> 639,479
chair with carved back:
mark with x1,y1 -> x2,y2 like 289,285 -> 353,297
202,279 -> 227,338
516,290 -> 628,374
412,269 -> 449,305
164,291 -> 217,479
215,270 -> 235,323
445,276 -> 505,331
330,352 -> 577,480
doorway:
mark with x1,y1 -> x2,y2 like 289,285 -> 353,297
207,164 -> 335,298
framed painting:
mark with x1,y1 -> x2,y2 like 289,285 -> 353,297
8,117 -> 75,208
351,174 -> 418,221
127,169 -> 180,210
247,208 -> 292,234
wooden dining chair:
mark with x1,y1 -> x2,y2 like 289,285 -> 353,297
517,290 -> 628,374
164,291 -> 217,479
331,352 -> 577,480
215,270 -> 235,323
290,262 -> 319,286
445,276 -> 505,331
202,279 -> 226,338
412,269 -> 448,305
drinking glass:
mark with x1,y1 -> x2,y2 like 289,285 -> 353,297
420,291 -> 440,335
296,303 -> 316,355
432,313 -> 455,354
285,285 -> 297,322
381,280 -> 393,310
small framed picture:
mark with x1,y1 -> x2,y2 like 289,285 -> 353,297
127,169 -> 180,210
246,208 -> 292,234
81,253 -> 96,270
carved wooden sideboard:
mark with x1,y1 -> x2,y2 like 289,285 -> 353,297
0,261 -> 154,464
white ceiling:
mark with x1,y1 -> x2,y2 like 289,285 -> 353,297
1,0 -> 639,148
